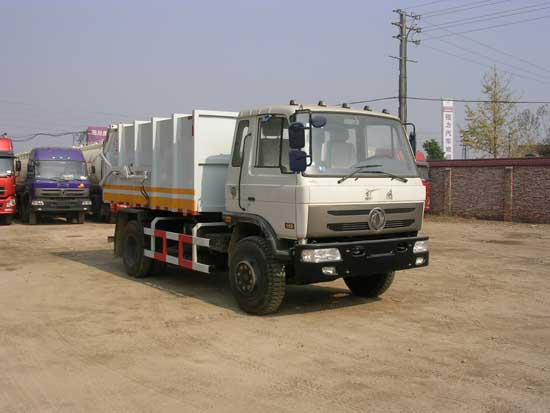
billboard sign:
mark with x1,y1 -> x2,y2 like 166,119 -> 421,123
442,100 -> 454,160
87,126 -> 108,145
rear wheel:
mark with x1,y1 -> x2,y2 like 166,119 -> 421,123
0,215 -> 12,225
122,220 -> 152,278
229,236 -> 286,315
344,272 -> 395,298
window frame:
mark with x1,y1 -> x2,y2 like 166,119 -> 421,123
231,119 -> 250,167
254,114 -> 291,174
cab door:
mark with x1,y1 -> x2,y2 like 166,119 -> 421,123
243,115 -> 297,240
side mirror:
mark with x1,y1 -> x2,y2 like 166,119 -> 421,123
91,165 -> 96,175
27,162 -> 35,174
15,160 -> 21,172
289,122 -> 305,149
289,150 -> 307,173
409,131 -> 417,154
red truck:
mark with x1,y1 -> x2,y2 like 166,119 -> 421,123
0,135 -> 17,224
416,151 -> 431,213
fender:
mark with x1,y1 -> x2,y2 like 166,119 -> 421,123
224,212 -> 291,260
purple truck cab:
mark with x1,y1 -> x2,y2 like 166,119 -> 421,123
16,147 -> 92,224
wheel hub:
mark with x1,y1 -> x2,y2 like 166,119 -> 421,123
235,261 -> 257,294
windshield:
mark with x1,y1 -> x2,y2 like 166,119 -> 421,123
36,160 -> 87,180
300,113 -> 418,178
0,157 -> 14,176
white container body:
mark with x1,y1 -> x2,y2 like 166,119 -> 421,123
102,110 -> 238,213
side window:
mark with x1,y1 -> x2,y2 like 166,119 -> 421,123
231,120 -> 250,167
256,117 -> 288,168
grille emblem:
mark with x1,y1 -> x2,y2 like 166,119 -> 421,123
368,207 -> 386,231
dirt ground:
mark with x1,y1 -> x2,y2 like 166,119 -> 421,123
0,216 -> 549,412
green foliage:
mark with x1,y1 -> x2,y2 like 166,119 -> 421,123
460,66 -> 520,158
423,139 -> 445,160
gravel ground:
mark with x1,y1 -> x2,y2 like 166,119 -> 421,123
0,216 -> 549,412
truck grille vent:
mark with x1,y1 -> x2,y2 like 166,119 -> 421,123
39,188 -> 87,198
328,207 -> 415,216
327,219 -> 414,232
0,186 -> 5,196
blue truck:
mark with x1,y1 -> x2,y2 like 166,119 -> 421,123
15,147 -> 92,224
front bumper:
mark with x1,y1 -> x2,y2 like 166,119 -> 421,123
31,198 -> 91,213
292,235 -> 429,284
0,196 -> 16,215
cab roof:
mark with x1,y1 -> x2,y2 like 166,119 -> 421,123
238,103 -> 400,121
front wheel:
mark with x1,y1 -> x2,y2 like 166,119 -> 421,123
229,236 -> 286,315
344,272 -> 395,298
122,220 -> 152,278
0,215 -> 12,225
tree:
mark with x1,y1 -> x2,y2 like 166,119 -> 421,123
516,105 -> 550,156
461,66 -> 520,158
423,139 -> 445,160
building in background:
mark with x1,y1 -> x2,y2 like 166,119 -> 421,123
442,100 -> 454,160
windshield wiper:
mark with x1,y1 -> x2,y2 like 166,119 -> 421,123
337,164 -> 382,184
337,166 -> 408,184
363,170 -> 408,183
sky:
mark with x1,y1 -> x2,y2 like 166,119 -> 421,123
1,0 -> 549,155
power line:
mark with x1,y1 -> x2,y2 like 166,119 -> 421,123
420,17 -> 550,77
420,0 -> 513,18
420,14 -> 550,40
429,38 -> 550,83
404,0 -> 454,9
419,43 -> 550,84
342,96 -> 550,105
11,130 -> 86,142
421,4 -> 550,33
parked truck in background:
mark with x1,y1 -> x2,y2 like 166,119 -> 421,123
81,142 -> 114,221
0,135 -> 17,225
103,102 -> 429,314
16,147 -> 92,224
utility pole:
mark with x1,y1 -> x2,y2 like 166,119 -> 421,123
391,9 -> 421,124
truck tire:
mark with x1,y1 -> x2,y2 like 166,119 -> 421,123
344,272 -> 395,298
229,236 -> 286,315
28,207 -> 38,225
122,220 -> 152,278
77,211 -> 85,224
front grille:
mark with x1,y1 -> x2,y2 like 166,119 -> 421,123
37,188 -> 87,198
327,219 -> 415,232
328,207 -> 415,216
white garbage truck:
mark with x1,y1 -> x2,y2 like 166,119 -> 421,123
102,102 -> 429,314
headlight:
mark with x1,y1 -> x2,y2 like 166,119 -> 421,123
301,248 -> 342,263
82,200 -> 92,205
413,240 -> 428,253
31,200 -> 44,206
6,199 -> 16,208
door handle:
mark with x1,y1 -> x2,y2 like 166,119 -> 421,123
248,197 -> 255,202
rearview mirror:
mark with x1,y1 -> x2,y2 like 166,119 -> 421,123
15,160 -> 21,172
409,131 -> 417,154
289,122 -> 305,149
27,162 -> 34,174
289,150 -> 307,173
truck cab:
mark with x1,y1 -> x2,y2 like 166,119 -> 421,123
223,103 -> 428,309
0,136 -> 17,225
16,147 -> 92,224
